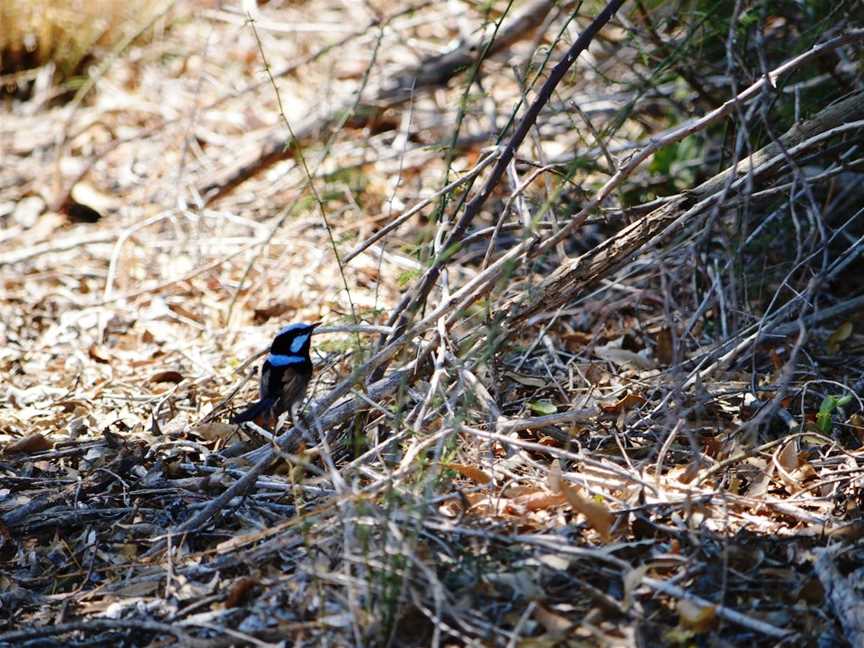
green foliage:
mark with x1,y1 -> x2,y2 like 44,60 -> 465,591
816,394 -> 853,433
528,401 -> 558,415
397,268 -> 421,288
649,137 -> 702,189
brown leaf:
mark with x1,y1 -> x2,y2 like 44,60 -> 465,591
3,433 -> 52,455
677,599 -> 716,632
561,481 -> 613,542
253,301 -> 294,324
702,435 -> 723,458
778,440 -> 799,472
149,370 -> 184,384
594,344 -> 656,370
561,329 -> 593,352
225,577 -> 259,608
442,462 -> 493,485
534,604 -> 573,635
547,459 -> 562,492
679,460 -> 701,484
584,363 -> 609,385
193,422 -> 237,443
600,391 -> 646,414
513,491 -> 567,512
88,345 -> 112,364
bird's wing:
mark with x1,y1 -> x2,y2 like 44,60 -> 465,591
260,360 -> 273,399
276,368 -> 309,416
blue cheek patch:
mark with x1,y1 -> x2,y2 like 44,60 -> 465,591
269,353 -> 305,366
289,333 -> 309,353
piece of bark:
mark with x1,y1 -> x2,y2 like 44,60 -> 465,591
814,546 -> 864,646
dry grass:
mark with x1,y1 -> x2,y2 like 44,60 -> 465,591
0,0 -> 165,96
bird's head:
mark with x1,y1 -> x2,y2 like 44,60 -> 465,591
270,321 -> 320,356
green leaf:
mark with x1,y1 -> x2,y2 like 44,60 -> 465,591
397,268 -> 421,288
818,395 -> 836,416
816,394 -> 854,434
528,401 -> 557,415
650,142 -> 679,175
816,410 -> 832,434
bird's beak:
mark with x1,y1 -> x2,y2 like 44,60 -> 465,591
310,320 -> 323,330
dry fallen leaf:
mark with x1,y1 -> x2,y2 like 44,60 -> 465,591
594,344 -> 656,370
442,462 -> 493,485
677,598 -> 716,632
3,433 -> 52,455
503,371 -> 547,388
149,370 -> 184,384
679,460 -> 701,484
600,391 -> 646,414
534,604 -> 573,635
512,491 -> 567,512
623,564 -> 650,610
88,345 -> 112,364
225,577 -> 259,608
826,321 -> 853,353
547,459 -> 562,492
560,481 -> 614,542
193,422 -> 237,443
777,440 -> 799,472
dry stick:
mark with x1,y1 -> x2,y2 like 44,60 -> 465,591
694,431 -> 838,487
814,546 -> 864,646
770,294 -> 864,336
497,408 -> 598,433
382,0 -> 628,347
512,106 -> 864,331
198,0 -> 555,203
0,232 -> 117,267
460,424 -> 659,494
641,577 -> 794,640
343,148 -> 500,264
0,619 -> 202,647
503,32 -> 864,324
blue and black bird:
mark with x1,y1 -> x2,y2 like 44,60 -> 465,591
231,322 -> 320,426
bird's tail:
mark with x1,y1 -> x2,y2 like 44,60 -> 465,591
230,397 -> 276,424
